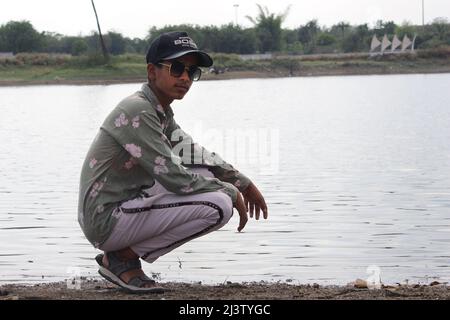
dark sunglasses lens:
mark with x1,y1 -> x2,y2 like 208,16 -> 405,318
169,61 -> 201,81
170,61 -> 185,77
189,66 -> 201,81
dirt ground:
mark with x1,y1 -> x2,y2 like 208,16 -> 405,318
1,279 -> 449,300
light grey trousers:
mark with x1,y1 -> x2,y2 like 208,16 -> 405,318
99,168 -> 234,263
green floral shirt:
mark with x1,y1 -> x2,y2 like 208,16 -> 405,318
78,84 -> 251,247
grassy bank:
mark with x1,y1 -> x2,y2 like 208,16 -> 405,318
1,48 -> 450,86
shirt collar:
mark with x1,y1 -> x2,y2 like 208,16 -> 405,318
141,83 -> 174,119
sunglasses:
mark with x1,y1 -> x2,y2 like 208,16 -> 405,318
158,60 -> 202,81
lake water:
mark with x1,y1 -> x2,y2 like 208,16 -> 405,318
1,73 -> 450,286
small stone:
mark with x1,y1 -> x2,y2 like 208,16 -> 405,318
430,281 -> 440,286
354,279 -> 368,289
312,283 -> 320,289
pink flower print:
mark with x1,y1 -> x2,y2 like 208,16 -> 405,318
155,156 -> 166,166
89,158 -> 98,169
132,116 -> 140,128
114,113 -> 129,128
89,180 -> 105,198
124,157 -> 138,170
124,161 -> 133,170
234,180 -> 241,188
181,184 -> 194,193
153,156 -> 169,175
156,104 -> 164,114
124,144 -> 142,158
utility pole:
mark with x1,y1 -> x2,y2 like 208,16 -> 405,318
422,0 -> 425,26
91,0 -> 109,62
233,4 -> 239,26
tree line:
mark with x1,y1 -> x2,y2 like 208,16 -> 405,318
0,7 -> 449,56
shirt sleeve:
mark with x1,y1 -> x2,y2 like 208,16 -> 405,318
103,107 -> 239,204
166,117 -> 252,192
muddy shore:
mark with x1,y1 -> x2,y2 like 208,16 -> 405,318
1,280 -> 449,300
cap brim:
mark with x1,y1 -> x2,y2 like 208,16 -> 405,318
163,50 -> 213,67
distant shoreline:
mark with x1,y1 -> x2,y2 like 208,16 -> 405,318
1,68 -> 450,87
1,51 -> 449,86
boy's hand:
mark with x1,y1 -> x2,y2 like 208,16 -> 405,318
242,182 -> 268,220
235,192 -> 248,232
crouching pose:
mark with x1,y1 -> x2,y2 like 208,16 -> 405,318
78,31 -> 268,293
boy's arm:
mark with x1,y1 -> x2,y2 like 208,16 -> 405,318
167,119 -> 252,193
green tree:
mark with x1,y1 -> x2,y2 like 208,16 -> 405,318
0,32 -> 6,51
0,20 -> 42,53
246,4 -> 291,52
333,21 -> 351,39
395,21 -> 417,39
41,32 -> 65,53
340,24 -> 370,53
430,17 -> 450,41
317,33 -> 336,46
106,31 -> 126,55
342,33 -> 360,52
71,39 -> 88,56
297,20 -> 320,53
383,21 -> 397,34
374,20 -> 397,36
216,24 -> 257,54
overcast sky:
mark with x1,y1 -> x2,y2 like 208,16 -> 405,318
1,0 -> 449,38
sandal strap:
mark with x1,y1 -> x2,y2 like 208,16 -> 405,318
128,275 -> 156,288
106,251 -> 142,278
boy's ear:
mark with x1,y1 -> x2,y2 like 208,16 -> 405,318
147,63 -> 156,81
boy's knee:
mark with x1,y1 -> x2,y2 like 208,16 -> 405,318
210,192 -> 233,225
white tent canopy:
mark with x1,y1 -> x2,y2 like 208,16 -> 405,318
370,35 -> 381,52
391,35 -> 402,52
381,34 -> 392,53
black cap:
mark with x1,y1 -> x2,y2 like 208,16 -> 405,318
146,31 -> 213,67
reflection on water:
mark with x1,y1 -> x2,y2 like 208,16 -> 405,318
1,74 -> 450,285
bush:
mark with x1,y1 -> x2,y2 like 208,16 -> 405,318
270,58 -> 301,74
417,46 -> 450,59
69,53 -> 109,67
9,53 -> 71,66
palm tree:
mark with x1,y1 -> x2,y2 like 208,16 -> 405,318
90,0 -> 109,62
246,4 -> 291,52
336,21 -> 350,40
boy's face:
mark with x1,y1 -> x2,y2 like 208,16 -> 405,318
148,54 -> 199,102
